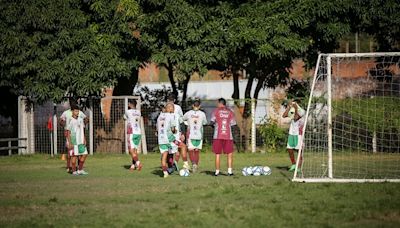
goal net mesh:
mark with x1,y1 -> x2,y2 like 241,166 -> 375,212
294,53 -> 400,182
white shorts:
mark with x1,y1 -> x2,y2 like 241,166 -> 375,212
170,141 -> 179,154
127,134 -> 141,150
287,135 -> 302,150
158,144 -> 178,154
69,144 -> 88,156
187,139 -> 203,150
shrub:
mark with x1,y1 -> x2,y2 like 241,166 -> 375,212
259,118 -> 287,152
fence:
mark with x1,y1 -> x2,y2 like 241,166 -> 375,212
0,138 -> 27,156
17,96 -> 287,155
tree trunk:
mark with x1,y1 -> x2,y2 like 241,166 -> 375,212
167,60 -> 178,98
253,77 -> 264,100
241,74 -> 255,151
253,76 -> 265,107
181,75 -> 191,111
232,67 -> 240,107
112,68 -> 139,96
243,74 -> 255,118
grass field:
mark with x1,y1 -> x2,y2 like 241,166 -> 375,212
301,152 -> 400,179
1,152 -> 400,227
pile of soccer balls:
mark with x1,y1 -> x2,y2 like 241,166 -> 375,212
242,166 -> 272,176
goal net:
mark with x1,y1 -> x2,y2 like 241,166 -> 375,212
293,53 -> 400,183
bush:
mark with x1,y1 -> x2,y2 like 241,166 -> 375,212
259,118 -> 287,152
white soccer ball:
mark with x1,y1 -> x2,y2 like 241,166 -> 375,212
242,167 -> 251,176
288,107 -> 296,119
179,169 -> 190,177
252,166 -> 262,176
245,167 -> 253,176
262,166 -> 272,175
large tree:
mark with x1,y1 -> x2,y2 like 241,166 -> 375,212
197,0 -> 354,149
0,0 -> 140,103
138,0 -> 227,104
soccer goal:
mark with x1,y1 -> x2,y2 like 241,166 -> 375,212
293,52 -> 400,183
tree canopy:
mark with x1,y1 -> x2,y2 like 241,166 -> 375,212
1,0 -> 399,105
0,0 -> 140,103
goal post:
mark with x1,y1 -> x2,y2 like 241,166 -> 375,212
293,52 -> 400,183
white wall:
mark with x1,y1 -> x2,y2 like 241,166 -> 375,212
135,79 -> 275,124
135,79 -> 271,99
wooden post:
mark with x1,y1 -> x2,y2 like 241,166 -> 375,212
140,117 -> 148,155
8,141 -> 11,156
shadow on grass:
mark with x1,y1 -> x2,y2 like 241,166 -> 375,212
200,170 -> 236,177
201,170 -> 216,176
276,166 -> 289,171
151,167 -> 164,177
275,166 -> 293,181
122,165 -> 131,170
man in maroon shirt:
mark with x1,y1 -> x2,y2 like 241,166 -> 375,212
210,98 -> 237,176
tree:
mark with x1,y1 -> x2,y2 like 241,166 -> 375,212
138,0 -> 227,104
0,0 -> 140,103
354,0 -> 400,52
198,0 -> 354,150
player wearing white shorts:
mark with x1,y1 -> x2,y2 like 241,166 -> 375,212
157,103 -> 177,178
166,94 -> 188,169
66,105 -> 89,175
282,99 -> 305,172
183,99 -> 207,173
60,100 -> 87,173
124,100 -> 143,171
167,102 -> 190,171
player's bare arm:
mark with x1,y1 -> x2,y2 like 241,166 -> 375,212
66,131 -> 73,150
282,102 -> 292,118
59,119 -> 66,127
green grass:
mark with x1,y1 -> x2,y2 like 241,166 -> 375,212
1,152 -> 400,227
303,152 -> 400,179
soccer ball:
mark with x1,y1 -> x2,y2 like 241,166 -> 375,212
288,107 -> 296,119
262,166 -> 272,175
252,166 -> 262,176
179,169 -> 190,177
245,167 -> 253,176
242,167 -> 251,176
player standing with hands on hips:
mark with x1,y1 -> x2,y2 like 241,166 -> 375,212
282,99 -> 305,172
210,98 -> 237,176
